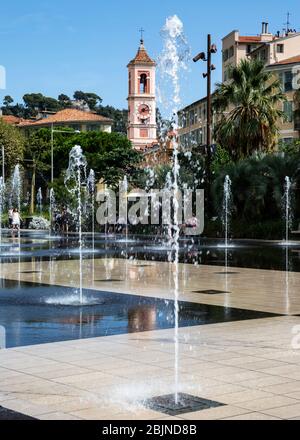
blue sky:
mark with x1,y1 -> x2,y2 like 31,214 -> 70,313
0,0 -> 299,111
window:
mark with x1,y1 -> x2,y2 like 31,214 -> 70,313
129,72 -> 132,94
189,109 -> 196,126
277,44 -> 284,54
140,128 -> 148,138
71,124 -> 81,132
139,73 -> 148,94
284,71 -> 293,92
178,113 -> 182,128
223,49 -> 229,62
87,125 -> 99,132
279,71 -> 293,92
196,128 -> 203,144
197,107 -> 201,122
284,101 -> 293,123
260,49 -> 267,61
229,46 -> 234,58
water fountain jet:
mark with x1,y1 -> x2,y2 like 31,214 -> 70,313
218,175 -> 234,249
87,169 -> 95,282
0,177 -> 5,245
159,14 -> 190,405
282,176 -> 293,246
65,145 -> 87,305
37,187 -> 43,213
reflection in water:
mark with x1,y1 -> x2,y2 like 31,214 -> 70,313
128,306 -> 157,332
0,281 -> 276,348
0,233 -> 299,272
285,245 -> 290,315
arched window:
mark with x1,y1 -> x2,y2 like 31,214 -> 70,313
128,72 -> 132,94
139,74 -> 148,94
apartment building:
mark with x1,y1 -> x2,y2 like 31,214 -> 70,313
178,23 -> 300,149
178,97 -> 207,150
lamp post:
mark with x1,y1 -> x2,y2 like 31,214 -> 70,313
22,158 -> 35,215
193,34 -> 217,183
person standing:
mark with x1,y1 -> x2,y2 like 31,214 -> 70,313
11,208 -> 22,238
8,208 -> 13,229
61,207 -> 69,234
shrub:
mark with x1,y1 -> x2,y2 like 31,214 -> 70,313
28,216 -> 50,230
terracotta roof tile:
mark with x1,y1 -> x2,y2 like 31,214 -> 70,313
1,115 -> 22,125
128,41 -> 156,66
238,36 -> 262,43
19,108 -> 113,127
272,55 -> 300,65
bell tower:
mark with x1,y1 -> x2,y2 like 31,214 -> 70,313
127,36 -> 157,151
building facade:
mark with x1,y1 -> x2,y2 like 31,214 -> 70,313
178,23 -> 300,149
178,97 -> 208,151
127,39 -> 158,151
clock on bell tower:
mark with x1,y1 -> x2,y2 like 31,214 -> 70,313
127,36 -> 158,151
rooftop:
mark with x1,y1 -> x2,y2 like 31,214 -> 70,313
19,108 -> 113,127
0,115 -> 24,125
271,55 -> 300,66
128,40 -> 156,66
238,36 -> 264,43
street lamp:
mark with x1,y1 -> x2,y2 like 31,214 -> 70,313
50,124 -> 81,183
193,35 -> 217,183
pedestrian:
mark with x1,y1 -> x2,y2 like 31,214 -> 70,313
8,208 -> 13,229
61,207 -> 69,234
11,208 -> 22,238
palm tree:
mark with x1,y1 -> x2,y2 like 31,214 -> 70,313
212,153 -> 300,223
213,59 -> 286,160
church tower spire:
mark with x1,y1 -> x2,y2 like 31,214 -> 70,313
127,35 -> 158,151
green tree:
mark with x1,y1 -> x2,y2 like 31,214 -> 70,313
211,144 -> 232,175
0,119 -> 25,178
59,131 -> 140,186
24,128 -> 141,189
58,94 -> 72,108
213,59 -> 286,160
3,95 -> 14,109
2,95 -> 16,116
23,93 -> 61,116
73,91 -> 102,111
97,105 -> 128,134
24,129 -> 52,213
178,148 -> 206,190
212,153 -> 300,224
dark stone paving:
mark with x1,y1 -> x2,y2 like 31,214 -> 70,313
193,289 -> 230,295
144,393 -> 225,416
0,406 -> 36,420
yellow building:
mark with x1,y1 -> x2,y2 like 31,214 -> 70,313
178,23 -> 300,148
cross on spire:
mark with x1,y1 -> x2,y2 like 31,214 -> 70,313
139,27 -> 145,43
